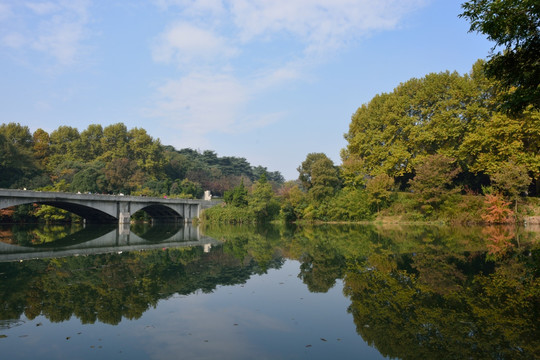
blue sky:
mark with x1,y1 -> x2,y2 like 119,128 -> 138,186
0,0 -> 493,180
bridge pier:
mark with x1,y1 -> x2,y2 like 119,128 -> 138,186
119,212 -> 131,224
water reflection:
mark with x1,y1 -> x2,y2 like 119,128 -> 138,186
0,223 -> 538,359
0,223 -> 213,261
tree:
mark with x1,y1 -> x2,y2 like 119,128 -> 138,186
99,123 -> 129,161
170,179 -> 203,198
366,174 -> 395,213
489,161 -> 531,213
0,123 -> 33,149
340,151 -> 367,188
48,126 -> 80,171
128,127 -> 165,176
344,68 -> 487,180
70,162 -> 106,194
78,124 -> 103,161
409,154 -> 461,212
32,129 -> 50,169
224,179 -> 249,207
298,154 -> 341,202
103,158 -> 142,194
0,125 -> 38,188
248,174 -> 280,221
460,0 -> 540,113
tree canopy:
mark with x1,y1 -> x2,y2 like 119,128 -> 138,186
0,122 -> 283,199
460,0 -> 540,113
343,61 -> 539,193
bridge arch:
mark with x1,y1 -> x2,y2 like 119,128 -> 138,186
0,190 -> 217,224
133,204 -> 183,223
1,199 -> 118,223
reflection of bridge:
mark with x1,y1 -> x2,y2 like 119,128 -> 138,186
0,189 -> 220,224
0,224 -> 221,262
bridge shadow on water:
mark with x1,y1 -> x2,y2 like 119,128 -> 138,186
130,222 -> 186,242
0,222 -> 219,262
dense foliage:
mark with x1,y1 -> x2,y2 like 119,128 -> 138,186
2,2 -> 539,225
2,223 -> 538,358
460,0 -> 540,113
0,123 -> 283,198
0,123 -> 284,222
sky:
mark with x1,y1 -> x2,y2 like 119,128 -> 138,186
0,0 -> 494,180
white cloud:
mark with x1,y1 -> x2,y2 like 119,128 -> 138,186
147,72 -> 249,148
229,0 -> 426,53
0,3 -> 12,20
1,0 -> 92,67
152,22 -> 238,66
24,1 -> 60,15
148,0 -> 427,146
2,32 -> 26,48
154,0 -> 226,18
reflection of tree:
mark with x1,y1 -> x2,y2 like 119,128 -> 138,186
344,248 -> 539,359
483,225 -> 515,258
2,222 -> 538,359
0,245 -> 282,325
410,249 -> 467,296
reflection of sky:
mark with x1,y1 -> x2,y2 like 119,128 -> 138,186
0,260 -> 385,359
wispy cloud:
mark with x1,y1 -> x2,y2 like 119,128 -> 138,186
152,22 -> 238,66
230,0 -> 426,53
148,0 -> 427,146
146,72 -> 249,148
1,0 -> 92,67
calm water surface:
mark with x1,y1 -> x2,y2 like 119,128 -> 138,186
0,223 -> 538,359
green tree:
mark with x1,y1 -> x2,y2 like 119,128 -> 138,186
99,123 -> 129,161
340,151 -> 367,188
48,126 -> 80,171
344,68 -> 486,181
460,0 -> 540,113
366,174 -> 395,213
308,156 -> 341,202
248,174 -> 280,221
70,162 -> 106,193
298,153 -> 341,202
0,122 -> 33,149
460,108 -> 540,193
224,179 -> 249,207
128,127 -> 165,176
0,124 -> 38,188
409,154 -> 462,213
170,179 -> 203,198
32,128 -> 50,169
77,124 -> 103,161
104,158 -> 143,194
489,161 -> 531,214
297,153 -> 329,190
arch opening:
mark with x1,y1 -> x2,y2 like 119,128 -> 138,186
38,201 -> 118,223
135,205 -> 183,224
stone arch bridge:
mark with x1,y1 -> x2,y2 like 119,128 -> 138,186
0,189 -> 219,224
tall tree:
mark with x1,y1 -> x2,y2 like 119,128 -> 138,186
32,129 -> 50,169
99,123 -> 129,161
78,124 -> 103,161
298,153 -> 331,190
48,126 -> 80,171
298,153 -> 341,202
460,0 -> 540,113
409,154 -> 462,212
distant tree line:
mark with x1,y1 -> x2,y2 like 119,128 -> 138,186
2,0 -> 538,225
207,59 -> 538,224
0,122 -> 283,199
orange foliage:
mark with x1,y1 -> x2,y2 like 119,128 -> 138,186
481,193 -> 514,224
482,226 -> 515,257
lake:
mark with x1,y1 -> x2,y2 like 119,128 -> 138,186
0,223 -> 538,359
